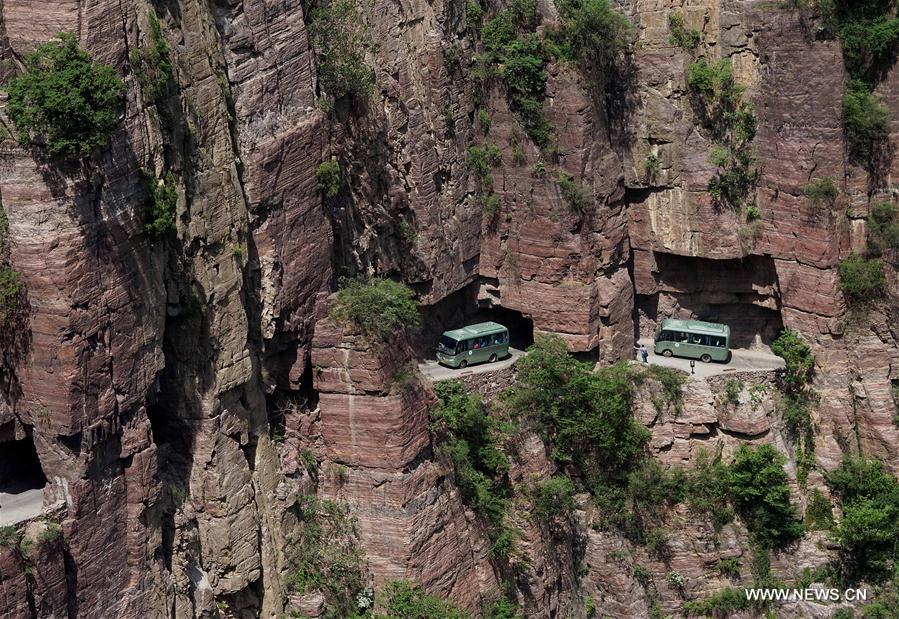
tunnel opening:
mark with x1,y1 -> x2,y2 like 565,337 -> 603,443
0,434 -> 47,494
0,429 -> 47,526
633,252 -> 784,349
412,281 -> 535,358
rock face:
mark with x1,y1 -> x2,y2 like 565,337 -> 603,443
310,310 -> 496,609
0,0 -> 897,617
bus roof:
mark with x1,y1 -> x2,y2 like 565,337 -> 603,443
442,321 -> 508,340
659,318 -> 730,337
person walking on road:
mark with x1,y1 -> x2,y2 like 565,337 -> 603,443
634,343 -> 649,364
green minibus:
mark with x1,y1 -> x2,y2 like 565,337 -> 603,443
436,322 -> 510,369
653,319 -> 730,363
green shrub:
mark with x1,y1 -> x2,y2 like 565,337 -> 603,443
7,33 -> 125,157
131,9 -> 172,101
687,58 -> 737,103
826,457 -> 899,584
433,381 -> 511,528
554,0 -> 631,67
824,0 -> 899,83
728,444 -> 803,548
308,0 -> 375,101
477,109 -> 491,133
144,171 -> 178,240
479,12 -> 552,148
380,580 -> 469,618
533,476 -> 577,522
330,277 -> 419,340
467,0 -> 484,29
723,379 -> 743,406
558,173 -> 592,214
805,488 -> 834,531
839,253 -> 886,304
668,13 -> 701,50
843,81 -> 890,165
639,364 -> 687,416
805,176 -> 839,208
867,202 -> 899,255
316,160 -> 341,199
644,153 -> 659,180
0,526 -> 17,549
771,328 -> 815,396
745,205 -> 761,221
505,335 -> 649,482
483,595 -> 523,619
0,266 -> 25,325
468,143 -> 502,181
285,495 -> 368,616
715,556 -> 742,579
682,587 -> 749,616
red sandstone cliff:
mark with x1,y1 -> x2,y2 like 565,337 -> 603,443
0,0 -> 896,617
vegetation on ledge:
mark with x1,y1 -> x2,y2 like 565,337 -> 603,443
7,33 -> 125,158
330,277 -> 420,341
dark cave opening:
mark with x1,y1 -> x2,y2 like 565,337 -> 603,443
412,281 -> 535,357
634,252 -> 784,349
0,433 -> 47,495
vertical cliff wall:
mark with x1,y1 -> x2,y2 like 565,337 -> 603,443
0,0 -> 897,617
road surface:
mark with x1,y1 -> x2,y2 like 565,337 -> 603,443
634,338 -> 784,378
418,347 -> 525,382
0,488 -> 44,526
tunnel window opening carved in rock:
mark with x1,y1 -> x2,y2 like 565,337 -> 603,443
0,429 -> 47,525
634,252 -> 784,350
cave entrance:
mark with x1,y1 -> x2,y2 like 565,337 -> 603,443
634,252 -> 784,349
413,282 -> 535,358
0,430 -> 47,525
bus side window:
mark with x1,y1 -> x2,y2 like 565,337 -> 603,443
711,336 -> 724,347
678,331 -> 689,342
660,330 -> 673,342
459,339 -> 470,352
692,334 -> 709,346
493,333 -> 506,345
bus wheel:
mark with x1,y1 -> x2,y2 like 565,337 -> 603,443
700,354 -> 712,363
459,360 -> 467,369
489,354 -> 497,363
662,349 -> 673,358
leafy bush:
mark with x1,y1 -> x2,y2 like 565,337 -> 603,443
131,9 -> 172,101
0,266 -> 25,326
682,587 -> 749,616
823,0 -> 899,83
839,253 -> 886,304
554,0 -> 631,68
715,557 -> 742,579
308,0 -> 375,101
285,494 -> 368,616
867,202 -> 899,255
468,143 -> 502,181
805,488 -> 834,531
433,381 -> 510,528
668,13 -> 701,50
558,173 -> 592,214
0,526 -> 17,549
603,458 -> 684,541
728,444 -> 803,548
7,33 -> 125,157
687,58 -> 737,104
479,12 -> 552,148
505,335 -> 649,482
144,171 -> 178,240
647,364 -> 686,415
644,153 -> 659,180
723,379 -> 743,406
805,176 -> 839,208
843,81 -> 890,165
684,450 -> 734,528
533,476 -> 577,522
317,160 -> 341,199
380,580 -> 469,619
745,205 -> 761,221
329,277 -> 419,340
826,457 -> 899,584
771,328 -> 815,396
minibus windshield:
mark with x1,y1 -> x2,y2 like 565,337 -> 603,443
437,336 -> 459,354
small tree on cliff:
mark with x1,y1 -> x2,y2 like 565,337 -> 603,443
330,277 -> 420,341
7,33 -> 125,158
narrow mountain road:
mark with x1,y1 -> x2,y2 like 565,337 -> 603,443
0,488 -> 44,526
634,337 -> 785,377
418,347 -> 525,382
